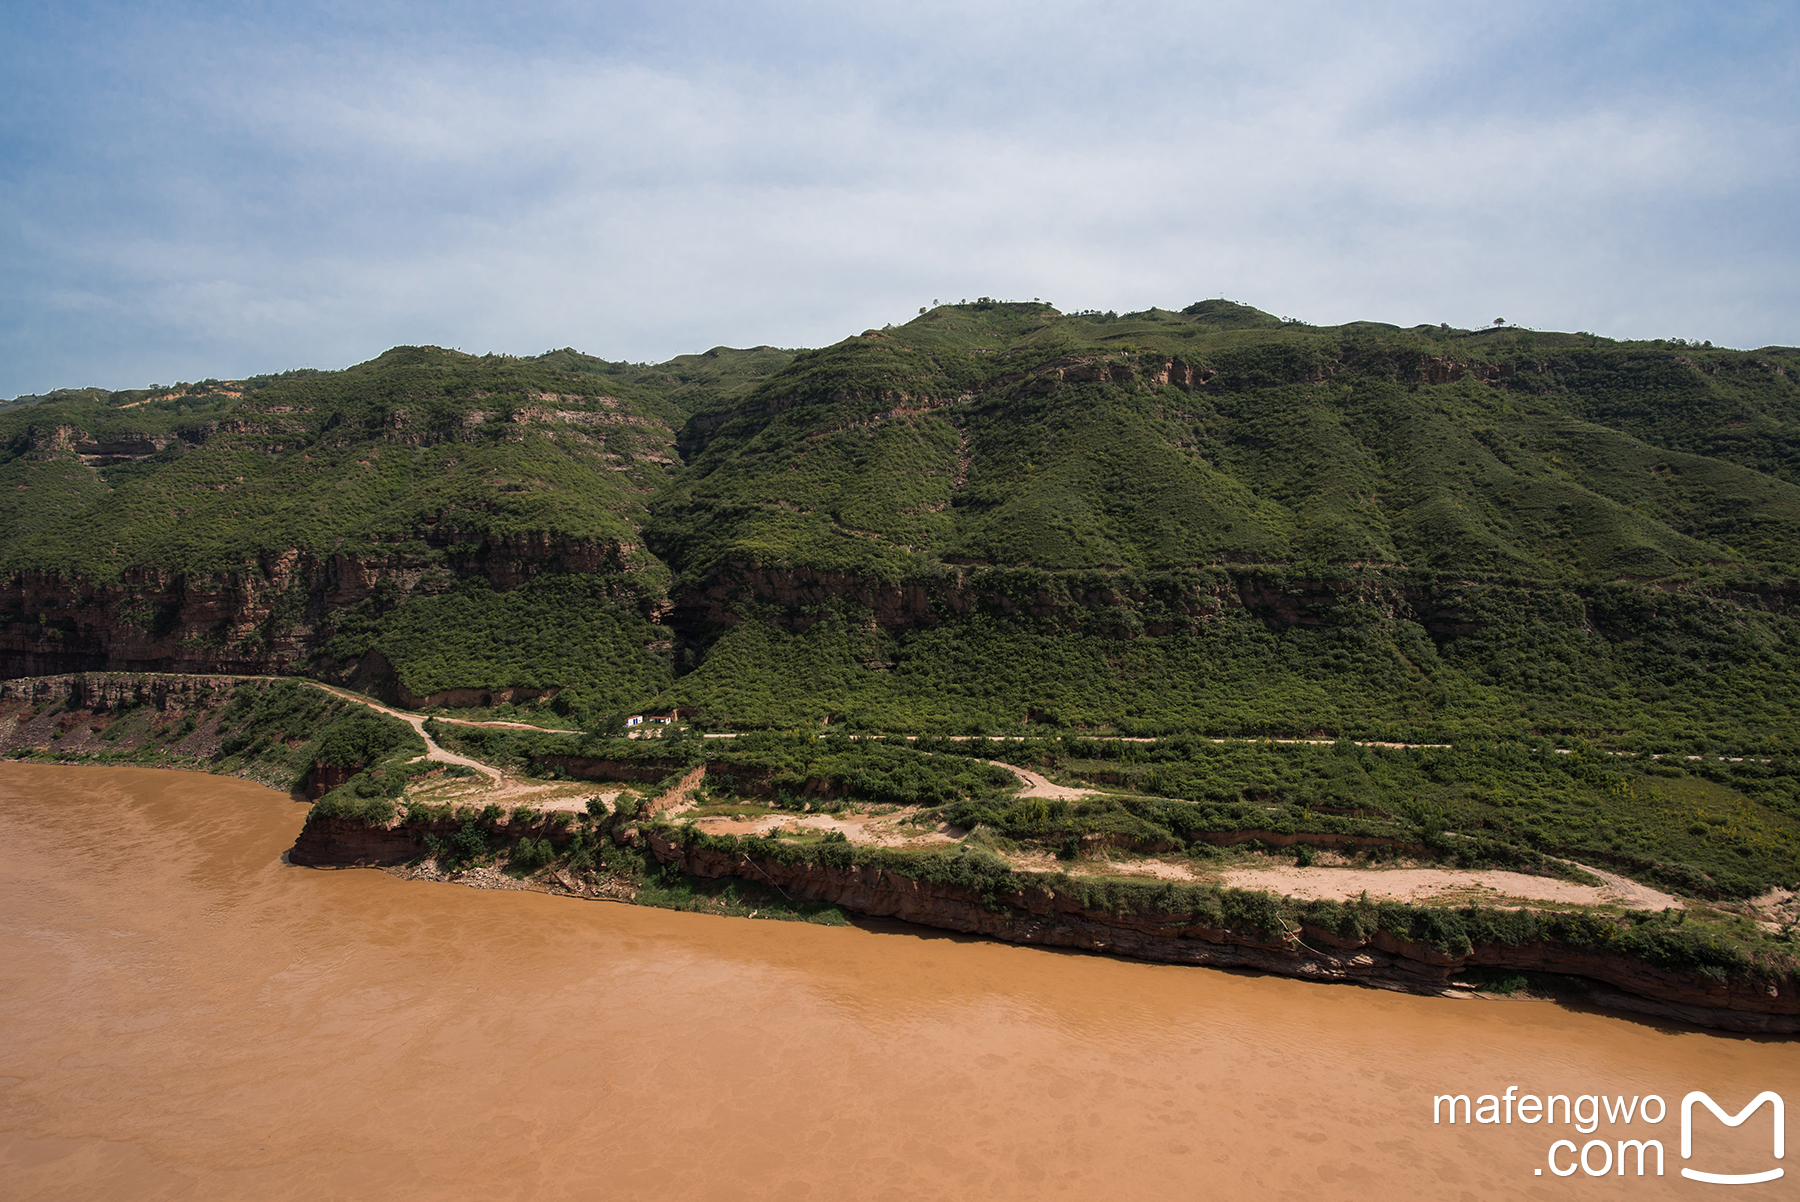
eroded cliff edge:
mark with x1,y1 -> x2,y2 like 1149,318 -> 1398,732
643,829 -> 1796,1034
286,810 -> 1800,1035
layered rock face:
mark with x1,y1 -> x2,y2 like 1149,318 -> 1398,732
0,671 -> 241,712
0,535 -> 637,680
289,813 -> 444,865
670,558 -> 1800,640
2,345 -> 685,691
640,831 -> 1798,1034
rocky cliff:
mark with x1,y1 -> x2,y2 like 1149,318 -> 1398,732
0,671 -> 243,712
669,559 -> 1800,641
289,813 -> 452,866
0,535 -> 641,682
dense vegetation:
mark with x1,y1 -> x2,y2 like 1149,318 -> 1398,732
411,725 -> 1800,898
6,299 -> 1799,911
7,307 -> 1797,746
322,573 -> 673,710
914,735 -> 1800,899
651,584 -> 1800,749
429,725 -> 1019,807
641,304 -> 1800,743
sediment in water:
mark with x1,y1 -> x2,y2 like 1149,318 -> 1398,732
289,810 -> 1800,1034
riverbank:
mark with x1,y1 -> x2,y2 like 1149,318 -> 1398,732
6,735 -> 1797,1030
289,801 -> 1800,1034
15,759 -> 1794,1202
6,671 -> 1797,1033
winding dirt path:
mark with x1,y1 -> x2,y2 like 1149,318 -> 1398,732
1562,860 -> 1686,910
310,685 -> 503,784
3,671 -> 1717,910
992,762 -> 1094,800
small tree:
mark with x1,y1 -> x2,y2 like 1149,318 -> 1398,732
586,711 -> 628,739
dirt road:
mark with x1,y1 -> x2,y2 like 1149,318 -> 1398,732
992,762 -> 1094,800
311,684 -> 503,784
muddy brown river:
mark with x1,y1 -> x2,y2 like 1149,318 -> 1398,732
2,764 -> 1794,1200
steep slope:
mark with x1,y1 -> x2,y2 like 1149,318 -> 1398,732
5,303 -> 1799,751
645,303 -> 1800,744
0,344 -> 790,715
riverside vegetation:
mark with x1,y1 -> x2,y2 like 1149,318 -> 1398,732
307,730 -> 1800,1028
5,298 -> 1800,1021
6,673 -> 1797,1024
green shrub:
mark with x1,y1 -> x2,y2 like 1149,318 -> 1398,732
313,709 -> 418,768
310,783 -> 394,825
511,837 -> 554,873
445,822 -> 487,868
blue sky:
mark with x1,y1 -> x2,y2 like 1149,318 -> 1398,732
2,0 -> 1796,395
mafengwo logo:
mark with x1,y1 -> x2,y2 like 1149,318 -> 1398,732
1681,1093 -> 1784,1185
1432,1087 -> 1785,1183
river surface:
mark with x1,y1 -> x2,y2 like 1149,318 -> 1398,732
2,764 -> 1795,1201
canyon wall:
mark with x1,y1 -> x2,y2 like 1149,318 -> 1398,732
670,559 -> 1800,641
10,541 -> 1797,699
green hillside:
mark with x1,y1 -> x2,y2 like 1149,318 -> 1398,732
659,303 -> 1800,580
645,302 -> 1800,747
0,343 -> 788,712
0,344 -> 795,579
3,302 -> 1798,753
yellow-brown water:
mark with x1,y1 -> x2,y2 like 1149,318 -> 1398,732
1,763 -> 1794,1200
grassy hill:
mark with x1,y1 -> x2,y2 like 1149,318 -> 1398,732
3,302 -> 1798,752
0,343 -> 788,713
659,303 -> 1800,580
644,302 -> 1800,746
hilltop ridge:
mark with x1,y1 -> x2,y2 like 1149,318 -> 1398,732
1,299 -> 1796,750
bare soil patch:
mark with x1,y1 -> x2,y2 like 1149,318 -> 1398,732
990,762 -> 1095,800
690,805 -> 958,849
1222,864 -> 1683,910
1745,887 -> 1798,933
1000,849 -> 1204,882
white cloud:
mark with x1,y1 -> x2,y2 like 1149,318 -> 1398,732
3,0 -> 1797,394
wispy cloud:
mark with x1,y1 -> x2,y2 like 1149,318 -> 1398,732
2,0 -> 1796,394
